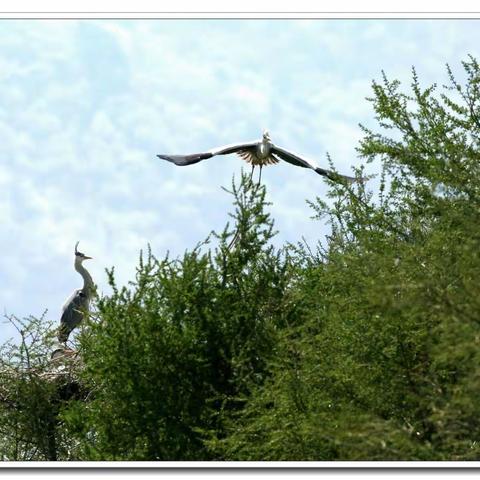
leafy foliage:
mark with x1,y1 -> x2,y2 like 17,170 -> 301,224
212,56 -> 480,461
0,313 -> 81,460
61,175 -> 297,460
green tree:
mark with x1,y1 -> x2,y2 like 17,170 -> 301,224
61,174 -> 298,460
212,57 -> 480,461
0,313 -> 83,460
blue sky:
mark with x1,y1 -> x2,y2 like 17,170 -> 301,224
1,19 -> 480,343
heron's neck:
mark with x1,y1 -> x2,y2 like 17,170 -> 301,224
75,261 -> 93,292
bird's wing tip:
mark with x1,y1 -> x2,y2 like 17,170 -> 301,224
343,175 -> 367,185
324,171 -> 369,185
157,154 -> 180,163
352,175 -> 373,184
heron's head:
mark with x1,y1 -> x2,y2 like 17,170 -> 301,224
262,130 -> 271,142
74,241 -> 92,263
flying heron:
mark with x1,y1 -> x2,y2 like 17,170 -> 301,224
157,130 -> 360,184
57,242 -> 94,345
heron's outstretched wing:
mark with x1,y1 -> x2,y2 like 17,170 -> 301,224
157,141 -> 258,166
271,144 -> 357,184
156,152 -> 213,166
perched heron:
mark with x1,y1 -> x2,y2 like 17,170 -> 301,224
157,130 -> 360,184
57,242 -> 94,345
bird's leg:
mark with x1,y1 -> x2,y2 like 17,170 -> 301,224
258,166 -> 263,185
249,164 -> 255,183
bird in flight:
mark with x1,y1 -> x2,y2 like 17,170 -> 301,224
157,130 -> 361,184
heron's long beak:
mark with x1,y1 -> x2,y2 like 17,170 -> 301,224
84,256 -> 93,260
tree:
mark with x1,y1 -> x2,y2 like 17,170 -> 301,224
60,173 -> 298,460
211,57 -> 480,461
0,313 -> 84,460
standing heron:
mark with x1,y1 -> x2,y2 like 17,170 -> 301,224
157,130 -> 361,184
57,242 -> 94,345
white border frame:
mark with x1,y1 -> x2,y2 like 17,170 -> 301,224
1,2 -> 480,469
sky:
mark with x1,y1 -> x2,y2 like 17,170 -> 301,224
1,18 -> 480,343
